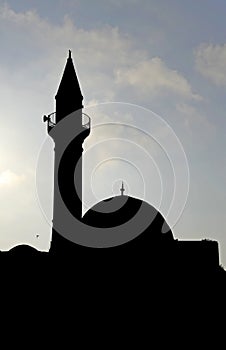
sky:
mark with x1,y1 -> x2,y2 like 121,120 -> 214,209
1,0 -> 226,267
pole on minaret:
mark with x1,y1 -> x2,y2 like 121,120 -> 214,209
120,181 -> 125,196
69,49 -> 72,58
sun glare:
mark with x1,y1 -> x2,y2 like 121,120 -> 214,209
0,170 -> 24,187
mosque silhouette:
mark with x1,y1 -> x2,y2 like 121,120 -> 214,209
2,51 -> 225,281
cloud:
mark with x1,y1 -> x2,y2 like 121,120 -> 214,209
115,58 -> 201,100
0,3 -> 200,105
176,103 -> 212,130
176,103 -> 215,149
195,43 -> 226,86
0,4 -> 135,103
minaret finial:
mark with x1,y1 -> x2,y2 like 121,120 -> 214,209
69,50 -> 72,58
120,181 -> 125,196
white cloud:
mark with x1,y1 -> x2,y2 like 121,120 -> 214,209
176,103 -> 215,147
195,43 -> 226,86
0,3 -> 200,104
115,58 -> 201,100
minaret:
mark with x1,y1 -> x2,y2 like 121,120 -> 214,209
44,51 -> 90,251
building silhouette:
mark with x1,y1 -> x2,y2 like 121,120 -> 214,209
45,50 -> 175,252
43,51 -> 222,274
1,50 -> 225,284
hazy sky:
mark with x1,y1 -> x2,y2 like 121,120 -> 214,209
1,0 -> 226,267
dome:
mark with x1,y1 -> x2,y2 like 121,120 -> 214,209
83,195 -> 174,242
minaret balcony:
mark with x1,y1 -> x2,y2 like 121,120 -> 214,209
43,112 -> 91,134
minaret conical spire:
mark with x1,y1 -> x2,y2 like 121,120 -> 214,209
55,50 -> 83,122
